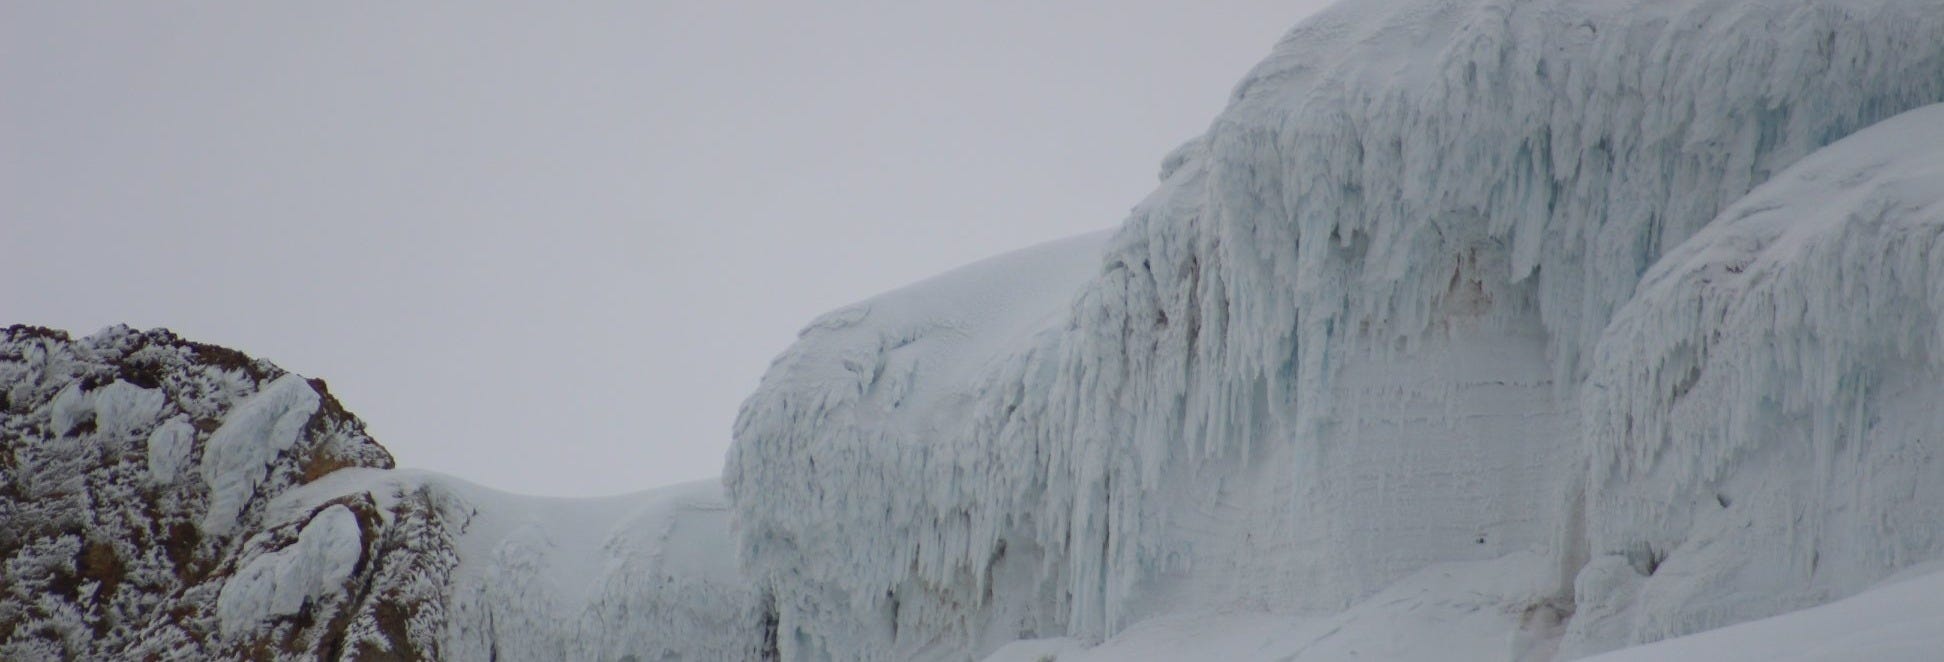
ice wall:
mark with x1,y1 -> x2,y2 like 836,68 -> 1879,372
1570,103 -> 1944,654
726,0 -> 1944,659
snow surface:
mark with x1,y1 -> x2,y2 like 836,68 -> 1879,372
1580,566 -> 1944,662
984,564 -> 1944,662
726,0 -> 1944,659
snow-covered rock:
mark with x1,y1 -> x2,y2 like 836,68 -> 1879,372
0,327 -> 761,660
0,325 -> 398,659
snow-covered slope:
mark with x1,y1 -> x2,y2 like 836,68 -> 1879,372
983,562 -> 1944,662
726,0 -> 1944,660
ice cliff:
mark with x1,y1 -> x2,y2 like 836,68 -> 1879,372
726,0 -> 1944,659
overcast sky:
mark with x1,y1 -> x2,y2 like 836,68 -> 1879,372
3,2 -> 1332,496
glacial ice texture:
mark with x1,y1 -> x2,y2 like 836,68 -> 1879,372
726,0 -> 1944,659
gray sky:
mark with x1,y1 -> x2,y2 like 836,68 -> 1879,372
3,2 -> 1331,496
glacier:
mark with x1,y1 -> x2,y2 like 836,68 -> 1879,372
726,0 -> 1944,659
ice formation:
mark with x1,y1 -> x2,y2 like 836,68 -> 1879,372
200,374 -> 322,536
216,504 -> 365,637
727,0 -> 1944,659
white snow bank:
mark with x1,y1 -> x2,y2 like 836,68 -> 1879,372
984,552 -> 1566,662
200,374 -> 320,535
216,504 -> 364,638
1580,567 -> 1944,662
984,563 -> 1944,662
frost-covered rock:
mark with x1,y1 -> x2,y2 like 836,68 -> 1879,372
0,325 -> 762,660
0,325 -> 397,659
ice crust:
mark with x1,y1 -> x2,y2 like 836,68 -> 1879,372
726,0 -> 1944,659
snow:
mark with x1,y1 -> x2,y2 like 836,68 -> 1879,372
145,415 -> 196,484
986,564 -> 1944,662
47,378 -> 165,439
216,504 -> 365,638
724,0 -> 1944,659
199,374 -> 321,536
1580,567 -> 1944,662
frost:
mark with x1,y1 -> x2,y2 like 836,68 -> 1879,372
200,374 -> 321,536
216,505 -> 365,638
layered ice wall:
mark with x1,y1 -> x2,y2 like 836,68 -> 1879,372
727,0 -> 1944,659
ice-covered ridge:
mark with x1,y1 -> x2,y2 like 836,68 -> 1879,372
727,0 -> 1944,659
